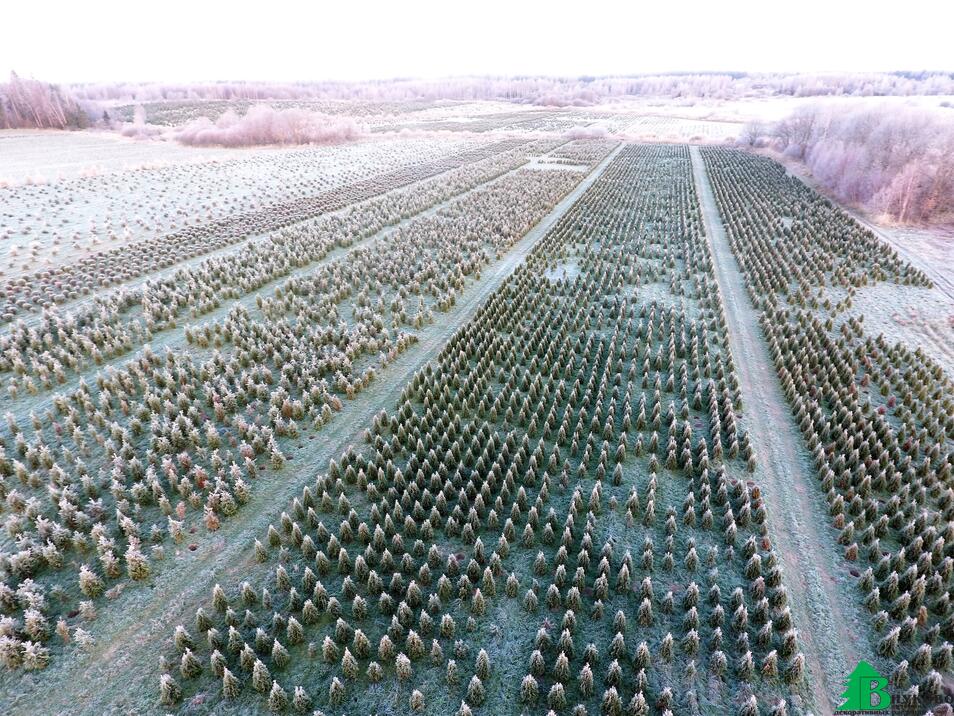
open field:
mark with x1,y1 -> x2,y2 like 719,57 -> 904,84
0,96 -> 952,716
0,130 -> 269,182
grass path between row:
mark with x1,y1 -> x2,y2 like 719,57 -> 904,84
0,143 -> 623,716
690,145 -> 870,715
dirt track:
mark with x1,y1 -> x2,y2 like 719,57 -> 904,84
691,145 -> 870,714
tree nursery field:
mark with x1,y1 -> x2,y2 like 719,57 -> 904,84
0,72 -> 952,716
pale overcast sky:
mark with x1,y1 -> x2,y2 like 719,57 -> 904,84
3,0 -> 952,83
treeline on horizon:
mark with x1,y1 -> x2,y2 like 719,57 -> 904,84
0,72 -> 90,130
5,70 -> 954,129
68,71 -> 954,105
748,103 -> 954,224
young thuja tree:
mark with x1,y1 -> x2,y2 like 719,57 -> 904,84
222,667 -> 240,699
268,681 -> 288,712
520,674 -> 539,704
159,674 -> 181,706
466,675 -> 485,706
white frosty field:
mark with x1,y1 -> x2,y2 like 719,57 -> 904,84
0,130 -> 264,182
621,114 -> 743,141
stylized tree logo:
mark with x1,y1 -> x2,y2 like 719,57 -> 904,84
836,660 -> 891,711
